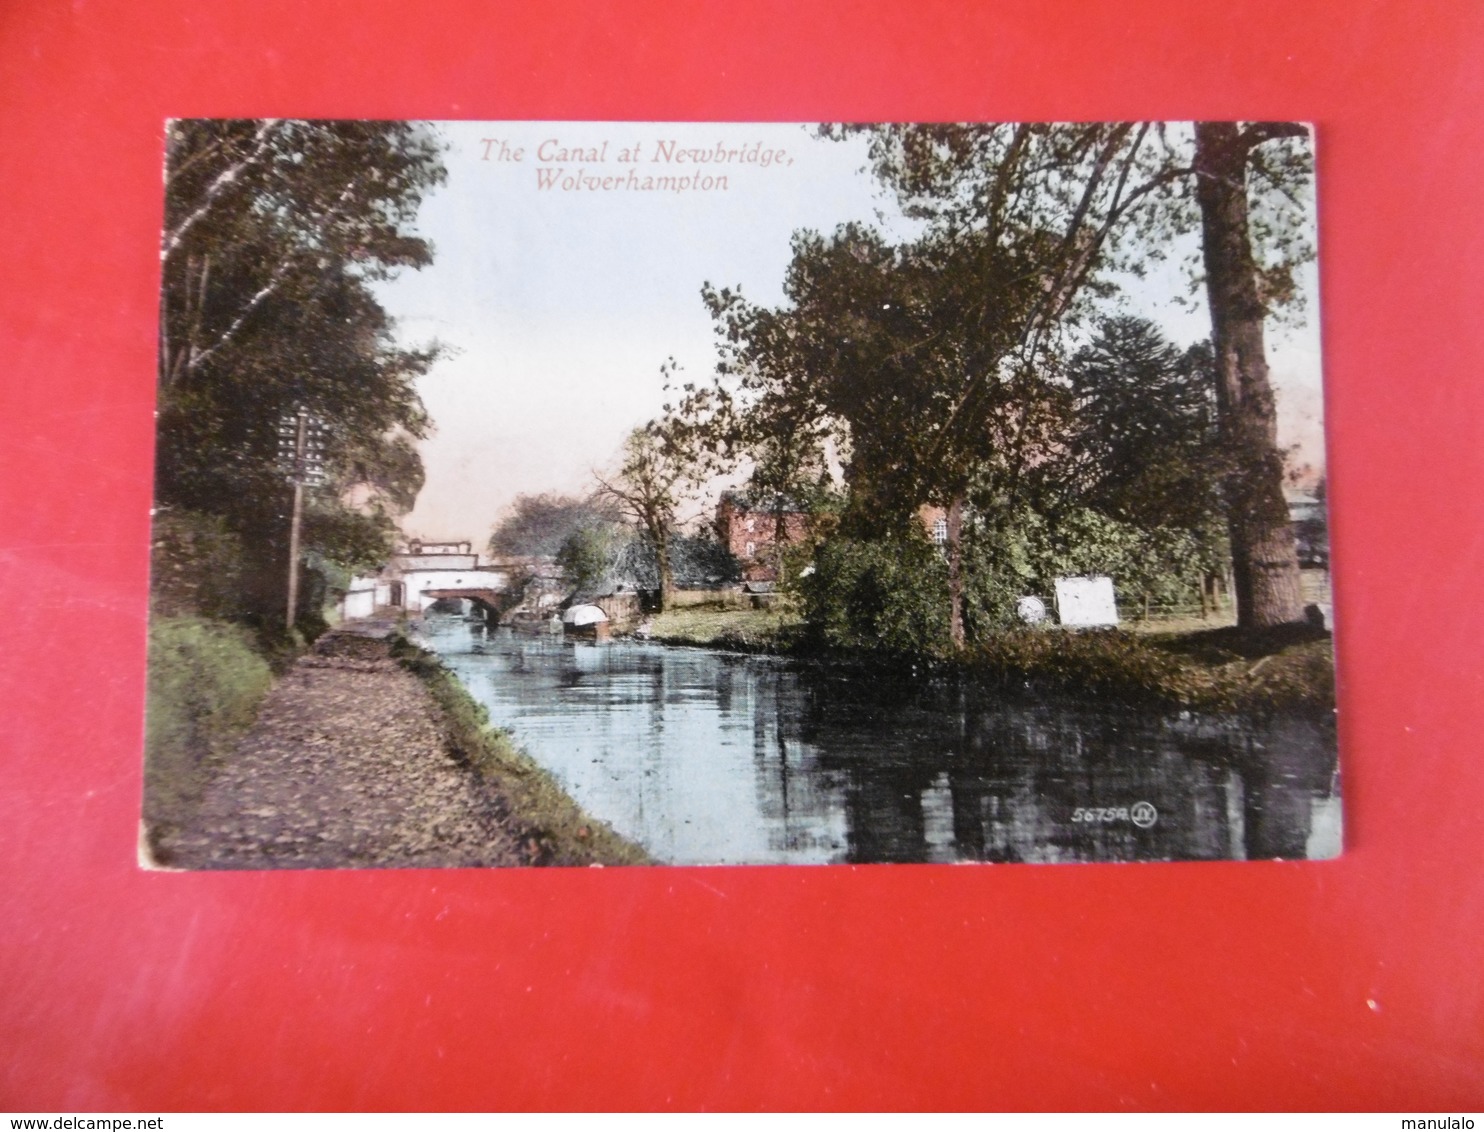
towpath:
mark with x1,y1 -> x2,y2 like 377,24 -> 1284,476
153,626 -> 531,870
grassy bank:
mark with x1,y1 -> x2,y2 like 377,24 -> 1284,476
647,602 -> 808,653
645,602 -> 1334,712
962,623 -> 1334,712
389,634 -> 651,867
143,615 -> 275,848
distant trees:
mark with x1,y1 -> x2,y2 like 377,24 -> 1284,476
593,422 -> 717,611
555,522 -> 626,595
489,493 -> 620,559
1063,317 -> 1224,535
155,119 -> 447,629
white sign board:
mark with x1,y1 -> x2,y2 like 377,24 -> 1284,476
1055,576 -> 1119,627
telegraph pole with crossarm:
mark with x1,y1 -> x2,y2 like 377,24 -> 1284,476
277,407 -> 329,632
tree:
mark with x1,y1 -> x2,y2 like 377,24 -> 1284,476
1063,317 -> 1224,533
555,523 -> 625,594
801,533 -> 950,654
159,120 -> 444,390
696,124 -> 1210,648
697,219 -> 1076,647
845,121 -> 1316,630
1193,122 -> 1310,628
594,422 -> 708,610
489,493 -> 620,558
155,119 -> 447,627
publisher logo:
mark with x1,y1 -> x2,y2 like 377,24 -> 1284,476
1131,801 -> 1158,829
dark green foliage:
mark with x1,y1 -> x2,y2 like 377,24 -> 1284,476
552,523 -> 735,595
1063,318 -> 1225,532
1028,508 -> 1220,605
783,316 -> 1232,639
556,523 -> 626,592
301,501 -> 401,575
155,119 -> 446,627
489,493 -> 620,558
669,532 -> 741,588
143,616 -> 274,849
966,506 -> 1221,630
149,509 -> 251,620
701,222 -> 1072,535
801,533 -> 950,653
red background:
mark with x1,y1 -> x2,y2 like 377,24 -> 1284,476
3,0 -> 1482,1111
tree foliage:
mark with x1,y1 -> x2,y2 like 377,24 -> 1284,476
555,523 -> 738,598
694,124 -> 1201,644
800,533 -> 950,654
1062,317 -> 1225,533
556,523 -> 627,594
490,493 -> 620,558
688,121 -> 1317,643
154,119 -> 447,626
594,416 -> 715,609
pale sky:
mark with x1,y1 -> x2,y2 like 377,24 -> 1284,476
374,122 -> 1326,542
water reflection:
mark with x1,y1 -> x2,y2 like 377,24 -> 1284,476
421,621 -> 1340,866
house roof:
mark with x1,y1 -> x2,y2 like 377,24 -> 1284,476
393,554 -> 480,571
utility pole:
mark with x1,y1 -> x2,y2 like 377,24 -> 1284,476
285,408 -> 307,631
277,406 -> 328,632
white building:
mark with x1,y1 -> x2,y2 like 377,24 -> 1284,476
339,539 -> 514,620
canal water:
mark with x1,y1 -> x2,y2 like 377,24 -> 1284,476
418,620 -> 1341,866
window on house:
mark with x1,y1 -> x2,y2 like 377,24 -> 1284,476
933,517 -> 948,545
745,541 -> 756,558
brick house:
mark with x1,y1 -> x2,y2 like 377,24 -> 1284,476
715,491 -> 812,582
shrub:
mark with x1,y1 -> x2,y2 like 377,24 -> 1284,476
963,503 -> 1226,631
148,508 -> 251,620
143,615 -> 274,850
801,533 -> 950,653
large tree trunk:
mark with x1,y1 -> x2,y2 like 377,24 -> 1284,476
1194,122 -> 1305,630
946,493 -> 966,649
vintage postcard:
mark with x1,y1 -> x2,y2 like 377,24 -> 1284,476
145,120 -> 1337,868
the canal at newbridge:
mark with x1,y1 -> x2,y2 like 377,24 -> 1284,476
418,619 -> 1341,866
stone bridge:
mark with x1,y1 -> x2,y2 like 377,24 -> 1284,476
422,588 -> 517,620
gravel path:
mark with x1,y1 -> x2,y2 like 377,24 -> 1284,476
155,629 -> 529,870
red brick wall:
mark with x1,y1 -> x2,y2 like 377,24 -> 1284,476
716,499 -> 813,581
718,505 -> 810,560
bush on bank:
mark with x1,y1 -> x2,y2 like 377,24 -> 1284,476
143,615 -> 274,849
799,533 -> 950,654
765,523 -> 1331,711
963,625 -> 1334,711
